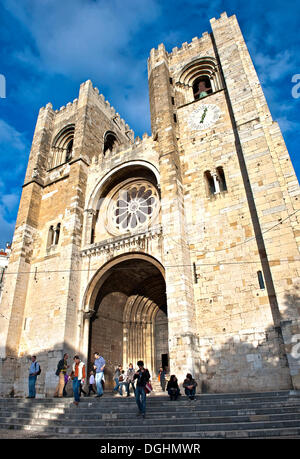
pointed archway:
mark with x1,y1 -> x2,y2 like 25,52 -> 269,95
86,256 -> 168,389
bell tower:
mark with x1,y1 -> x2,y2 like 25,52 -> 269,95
0,80 -> 135,394
148,12 -> 300,390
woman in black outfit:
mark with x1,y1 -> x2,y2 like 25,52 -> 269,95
167,375 -> 180,401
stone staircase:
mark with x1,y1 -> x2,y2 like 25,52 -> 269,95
0,390 -> 300,438
150,376 -> 167,394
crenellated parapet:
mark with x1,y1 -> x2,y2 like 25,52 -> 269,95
79,80 -> 134,143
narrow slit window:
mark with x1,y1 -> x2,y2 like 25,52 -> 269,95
54,223 -> 61,245
257,271 -> 265,289
216,166 -> 227,192
47,226 -> 55,248
66,139 -> 73,162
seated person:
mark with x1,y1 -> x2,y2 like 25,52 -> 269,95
167,375 -> 180,401
183,373 -> 197,400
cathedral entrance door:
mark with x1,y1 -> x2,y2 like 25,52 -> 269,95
87,257 -> 168,389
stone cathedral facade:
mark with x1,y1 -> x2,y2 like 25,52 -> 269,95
1,12 -> 300,397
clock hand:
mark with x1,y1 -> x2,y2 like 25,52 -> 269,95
199,107 -> 208,124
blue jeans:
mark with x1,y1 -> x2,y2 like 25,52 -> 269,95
185,387 -> 196,398
113,377 -> 120,392
95,372 -> 104,395
28,375 -> 37,398
119,381 -> 128,395
135,385 -> 146,414
72,377 -> 81,402
168,388 -> 180,399
127,381 -> 135,396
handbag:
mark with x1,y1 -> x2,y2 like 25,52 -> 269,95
144,381 -> 153,394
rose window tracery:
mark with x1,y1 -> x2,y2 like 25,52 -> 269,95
106,180 -> 160,235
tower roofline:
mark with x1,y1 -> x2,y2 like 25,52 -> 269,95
39,79 -> 134,142
148,11 -> 235,61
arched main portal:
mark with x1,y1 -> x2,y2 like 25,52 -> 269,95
87,257 -> 168,389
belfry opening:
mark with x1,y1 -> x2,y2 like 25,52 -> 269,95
87,257 -> 168,389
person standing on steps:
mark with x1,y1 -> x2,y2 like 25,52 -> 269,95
126,363 -> 136,397
113,364 -> 122,394
118,370 -> 127,396
54,353 -> 69,398
93,352 -> 105,398
72,355 -> 86,406
88,371 -> 96,396
79,381 -> 87,397
63,372 -> 70,397
27,355 -> 40,399
158,366 -> 166,392
134,360 -> 150,419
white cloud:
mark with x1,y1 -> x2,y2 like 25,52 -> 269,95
277,117 -> 300,133
1,193 -> 19,210
0,118 -> 28,153
0,213 -> 15,247
254,50 -> 296,84
3,0 -> 162,135
0,118 -> 28,246
4,0 -> 160,81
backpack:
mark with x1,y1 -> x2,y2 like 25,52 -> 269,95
35,361 -> 41,376
55,359 -> 64,376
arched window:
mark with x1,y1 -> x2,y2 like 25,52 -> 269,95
47,223 -> 61,249
177,57 -> 222,105
50,124 -> 75,169
205,167 -> 227,196
103,131 -> 118,156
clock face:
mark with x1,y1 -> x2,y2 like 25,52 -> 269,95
188,104 -> 221,131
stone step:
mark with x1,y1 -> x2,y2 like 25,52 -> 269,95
1,400 -> 300,413
1,397 -> 299,412
1,402 -> 300,419
2,424 -> 300,439
1,391 -> 299,439
2,391 -> 298,404
1,418 -> 300,435
3,389 -> 297,403
59,426 -> 300,439
1,411 -> 300,428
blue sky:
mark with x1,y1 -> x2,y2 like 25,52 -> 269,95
0,0 -> 299,248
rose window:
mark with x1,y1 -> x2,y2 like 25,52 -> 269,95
106,180 -> 160,235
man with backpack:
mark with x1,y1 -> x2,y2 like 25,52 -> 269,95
54,353 -> 69,398
27,355 -> 40,399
